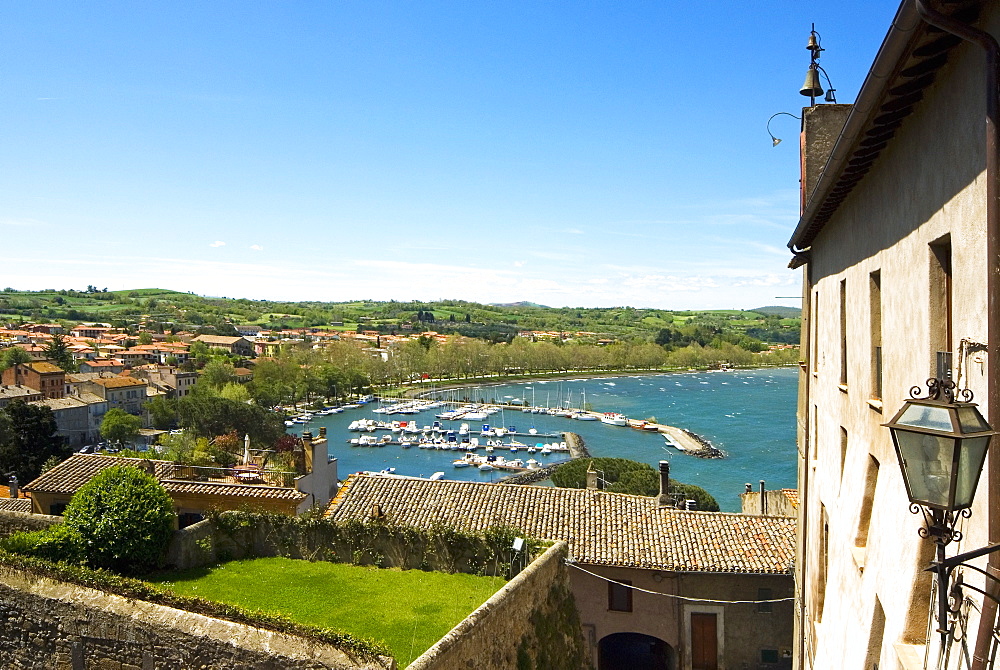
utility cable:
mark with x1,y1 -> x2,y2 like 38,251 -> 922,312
565,561 -> 794,604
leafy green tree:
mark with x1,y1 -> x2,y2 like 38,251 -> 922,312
100,408 -> 142,447
43,334 -> 77,372
138,332 -> 153,345
551,457 -> 719,511
0,400 -> 70,483
64,465 -> 175,574
219,381 -> 251,403
0,346 -> 32,372
201,360 -> 237,390
176,395 -> 284,446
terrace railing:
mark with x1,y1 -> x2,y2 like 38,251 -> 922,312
158,463 -> 297,488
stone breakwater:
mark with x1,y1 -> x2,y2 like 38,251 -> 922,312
681,428 -> 726,459
499,432 -> 589,485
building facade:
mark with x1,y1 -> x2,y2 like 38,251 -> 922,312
327,473 -> 796,669
790,1 -> 1000,667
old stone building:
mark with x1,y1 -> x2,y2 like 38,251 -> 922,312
790,0 -> 1000,667
327,472 -> 795,669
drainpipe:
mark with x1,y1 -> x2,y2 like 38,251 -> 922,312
914,2 -> 1000,668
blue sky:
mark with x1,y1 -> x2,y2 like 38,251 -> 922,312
2,1 -> 900,309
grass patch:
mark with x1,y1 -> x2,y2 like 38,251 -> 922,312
148,557 -> 507,666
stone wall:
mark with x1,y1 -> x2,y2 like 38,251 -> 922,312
168,513 -> 529,576
0,509 -> 59,537
0,564 -> 394,670
408,541 -> 592,670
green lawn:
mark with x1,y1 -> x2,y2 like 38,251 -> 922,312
148,557 -> 507,666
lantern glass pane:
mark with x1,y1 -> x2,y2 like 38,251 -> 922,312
957,406 -> 992,434
955,435 -> 991,509
898,403 -> 954,431
895,430 -> 956,508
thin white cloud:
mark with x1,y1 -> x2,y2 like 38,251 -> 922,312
513,260 -> 526,268
0,218 -> 44,227
250,244 -> 264,251
209,241 -> 226,248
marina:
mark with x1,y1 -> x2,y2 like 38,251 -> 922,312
290,367 -> 798,511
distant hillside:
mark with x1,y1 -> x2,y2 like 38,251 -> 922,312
750,306 -> 801,318
0,287 -> 800,344
490,301 -> 549,308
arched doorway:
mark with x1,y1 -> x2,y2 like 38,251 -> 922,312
598,633 -> 674,670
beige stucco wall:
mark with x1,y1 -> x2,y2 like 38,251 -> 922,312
798,9 -> 999,670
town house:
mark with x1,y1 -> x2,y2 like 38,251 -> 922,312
789,0 -> 1000,667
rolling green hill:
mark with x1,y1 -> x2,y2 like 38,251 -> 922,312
0,288 -> 800,345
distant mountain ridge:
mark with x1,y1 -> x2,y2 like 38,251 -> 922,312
489,301 -> 549,308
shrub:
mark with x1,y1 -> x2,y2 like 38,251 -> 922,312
0,524 -> 86,564
64,465 -> 175,575
551,457 -> 720,511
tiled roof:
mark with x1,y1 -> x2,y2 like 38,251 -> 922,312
0,385 -> 42,398
326,475 -> 795,574
23,454 -> 307,503
32,397 -> 87,411
162,480 -> 306,501
89,376 -> 146,388
0,498 -> 32,513
781,489 -> 799,509
192,335 -> 245,345
28,362 -> 63,374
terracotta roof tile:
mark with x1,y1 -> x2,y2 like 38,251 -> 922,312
24,454 -> 307,503
0,498 -> 32,513
89,377 -> 146,388
781,489 -> 799,508
326,475 -> 795,574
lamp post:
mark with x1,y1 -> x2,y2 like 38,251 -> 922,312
884,376 -> 997,650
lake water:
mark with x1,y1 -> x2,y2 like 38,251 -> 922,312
297,367 -> 798,512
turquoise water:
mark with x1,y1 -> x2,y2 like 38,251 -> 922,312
297,367 -> 798,512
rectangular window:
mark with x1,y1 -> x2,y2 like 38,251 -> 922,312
816,505 -> 829,622
870,271 -> 882,400
761,649 -> 780,664
608,580 -> 632,612
757,587 -> 773,613
840,427 -> 848,483
929,237 -> 953,375
840,279 -> 848,386
856,456 -> 880,549
865,597 -> 886,668
811,290 -> 819,373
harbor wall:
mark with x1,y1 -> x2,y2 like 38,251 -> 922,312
407,541 -> 591,670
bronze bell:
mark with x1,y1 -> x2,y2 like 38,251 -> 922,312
806,33 -> 820,52
800,67 -> 825,98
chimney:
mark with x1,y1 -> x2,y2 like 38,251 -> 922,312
658,461 -> 671,506
800,104 -> 853,213
586,463 -> 599,490
318,426 -> 327,438
760,479 -> 767,516
8,475 -> 17,499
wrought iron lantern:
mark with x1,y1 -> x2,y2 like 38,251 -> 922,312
884,377 -> 998,653
884,378 -> 994,536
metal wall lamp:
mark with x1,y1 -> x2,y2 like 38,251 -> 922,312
767,112 -> 802,147
884,377 -> 998,651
